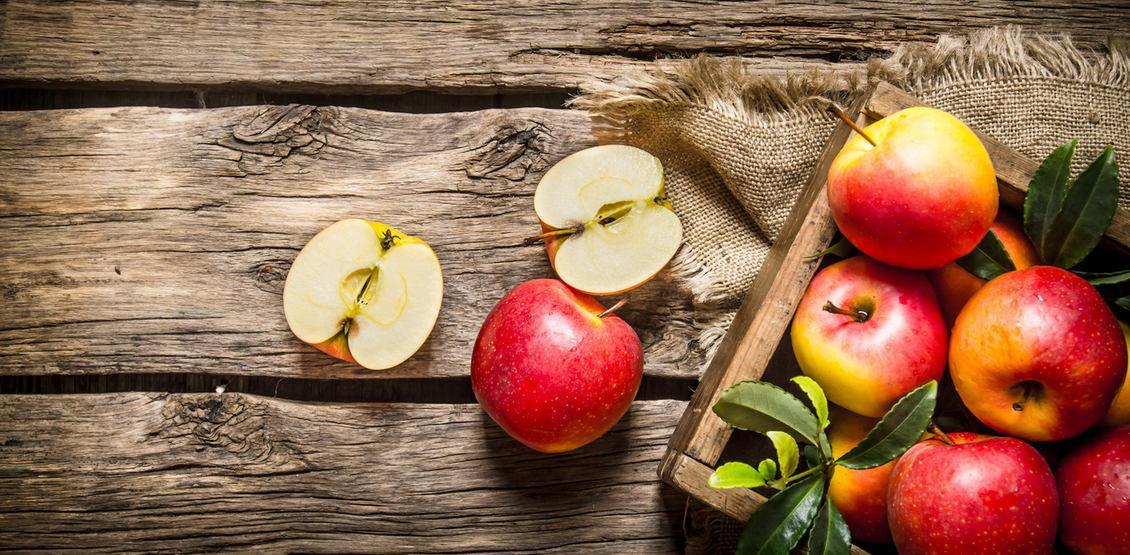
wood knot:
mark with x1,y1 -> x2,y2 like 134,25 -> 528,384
251,259 -> 290,295
155,394 -> 296,467
465,122 -> 551,182
215,105 -> 328,176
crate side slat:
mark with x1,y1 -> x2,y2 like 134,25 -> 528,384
662,88 -> 874,468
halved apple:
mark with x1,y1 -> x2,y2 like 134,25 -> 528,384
534,145 -> 682,295
283,219 -> 443,370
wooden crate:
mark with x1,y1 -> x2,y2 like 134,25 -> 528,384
657,80 -> 1130,547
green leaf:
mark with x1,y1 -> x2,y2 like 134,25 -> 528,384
1025,139 -> 1076,259
791,376 -> 829,432
736,475 -> 826,555
767,431 -> 799,480
808,499 -> 852,555
1115,296 -> 1130,313
1044,146 -> 1120,268
955,229 -> 1016,280
713,381 -> 820,445
803,445 -> 821,467
1077,269 -> 1130,286
709,462 -> 767,489
758,459 -> 778,481
836,380 -> 937,470
805,236 -> 857,261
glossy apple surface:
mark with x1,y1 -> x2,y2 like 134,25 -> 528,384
888,432 -> 1058,555
1056,426 -> 1130,554
471,279 -> 643,453
950,266 -> 1127,441
791,255 -> 947,417
927,212 -> 1039,325
828,106 -> 998,269
826,411 -> 898,544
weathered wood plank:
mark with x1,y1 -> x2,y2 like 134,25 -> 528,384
0,394 -> 687,552
0,105 -> 707,378
1,1 -> 1126,93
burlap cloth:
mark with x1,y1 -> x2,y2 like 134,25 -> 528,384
572,27 -> 1129,553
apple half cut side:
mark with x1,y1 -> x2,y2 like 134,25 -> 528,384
283,219 -> 443,370
534,145 -> 683,296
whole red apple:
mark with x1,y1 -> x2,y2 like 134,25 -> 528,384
828,106 -> 998,269
791,255 -> 947,417
950,266 -> 1127,441
888,432 -> 1058,555
1056,426 -> 1130,554
471,279 -> 643,453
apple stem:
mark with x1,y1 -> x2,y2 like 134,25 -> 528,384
929,421 -> 955,446
598,299 -> 627,319
522,226 -> 582,247
827,104 -> 877,147
822,300 -> 870,323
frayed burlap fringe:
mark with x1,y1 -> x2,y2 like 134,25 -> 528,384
571,27 -> 1130,360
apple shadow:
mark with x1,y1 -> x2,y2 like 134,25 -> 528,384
478,407 -> 685,550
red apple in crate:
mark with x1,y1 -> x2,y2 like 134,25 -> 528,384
826,410 -> 902,544
1105,322 -> 1130,426
791,255 -> 947,417
471,279 -> 643,453
1056,426 -> 1130,554
888,432 -> 1058,555
828,106 -> 998,269
950,266 -> 1127,441
926,212 -> 1040,325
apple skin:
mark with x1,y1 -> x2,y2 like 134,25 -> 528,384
950,266 -> 1127,441
926,212 -> 1039,325
888,432 -> 1058,555
471,279 -> 643,453
1056,426 -> 1130,554
828,106 -> 998,269
826,411 -> 898,544
1104,322 -> 1130,426
791,255 -> 947,417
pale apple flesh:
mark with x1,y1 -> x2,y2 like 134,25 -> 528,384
283,219 -> 443,370
534,145 -> 683,296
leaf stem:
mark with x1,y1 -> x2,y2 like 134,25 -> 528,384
783,463 -> 830,485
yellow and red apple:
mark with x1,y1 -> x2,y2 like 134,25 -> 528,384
471,279 -> 643,453
828,107 -> 998,270
826,410 -> 901,545
950,266 -> 1128,441
791,255 -> 947,417
1105,322 -> 1130,426
926,212 -> 1039,325
533,145 -> 682,296
283,219 -> 443,370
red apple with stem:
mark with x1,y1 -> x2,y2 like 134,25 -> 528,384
888,432 -> 1058,555
950,266 -> 1127,441
1056,426 -> 1130,554
471,279 -> 643,453
791,255 -> 947,417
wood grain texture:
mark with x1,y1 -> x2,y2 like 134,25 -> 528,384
2,1 -> 1127,93
0,105 -> 708,379
0,394 -> 687,552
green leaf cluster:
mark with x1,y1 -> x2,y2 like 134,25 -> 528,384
709,378 -> 938,554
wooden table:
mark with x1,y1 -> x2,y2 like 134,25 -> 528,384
0,2 -> 1125,552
